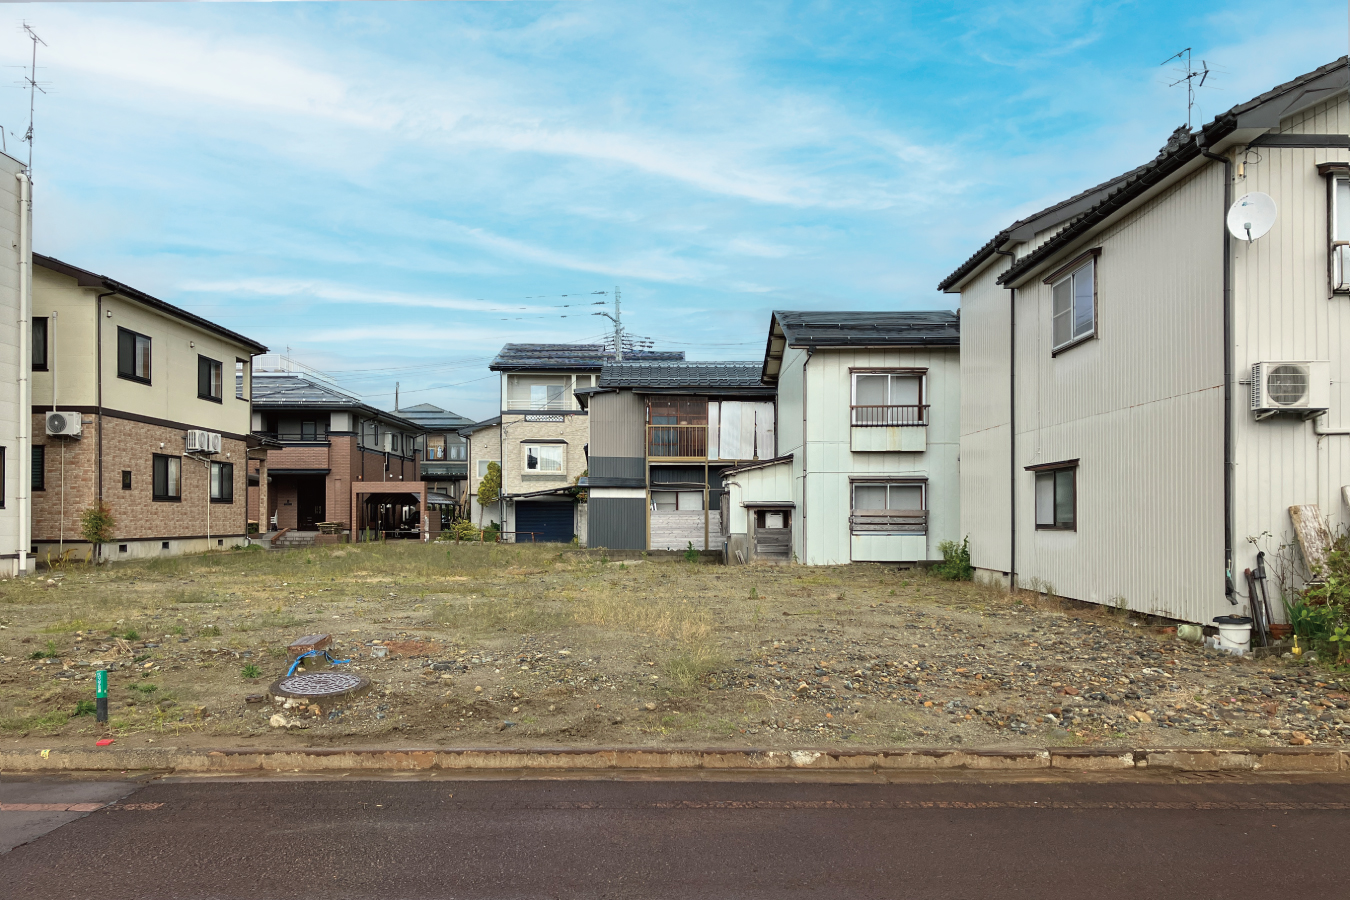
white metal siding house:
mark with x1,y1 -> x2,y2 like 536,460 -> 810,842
729,311 -> 960,565
0,152 -> 31,576
941,58 -> 1350,624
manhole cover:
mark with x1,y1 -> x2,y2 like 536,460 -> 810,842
270,672 -> 370,700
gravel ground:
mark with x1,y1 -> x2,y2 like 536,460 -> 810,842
0,543 -> 1346,751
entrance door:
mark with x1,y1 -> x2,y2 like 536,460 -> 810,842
297,478 -> 326,530
515,501 -> 575,543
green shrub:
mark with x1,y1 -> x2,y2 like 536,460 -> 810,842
73,699 -> 97,717
933,537 -> 974,581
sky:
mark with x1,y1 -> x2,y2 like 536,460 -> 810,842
5,0 -> 1348,419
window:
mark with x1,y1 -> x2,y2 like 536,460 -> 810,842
426,435 -> 447,461
524,443 -> 564,473
851,372 -> 925,426
849,480 -> 926,534
1051,257 -> 1096,350
477,459 -> 493,478
31,445 -> 44,491
152,454 -> 181,501
31,317 -> 47,371
121,470 -> 132,490
1032,463 -> 1077,531
210,461 -> 234,503
450,442 -> 466,461
235,359 -> 247,400
647,397 -> 708,457
1328,170 -> 1350,291
301,421 -> 317,441
117,328 -> 152,383
651,490 -> 703,511
198,355 -> 223,401
506,375 -> 568,410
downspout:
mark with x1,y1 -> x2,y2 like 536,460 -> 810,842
801,345 -> 812,563
995,247 -> 1017,592
1312,414 -> 1350,436
15,172 -> 29,575
95,290 -> 115,506
1200,142 -> 1237,604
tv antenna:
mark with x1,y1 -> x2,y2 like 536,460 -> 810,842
19,22 -> 47,173
592,285 -> 627,361
1161,47 -> 1209,130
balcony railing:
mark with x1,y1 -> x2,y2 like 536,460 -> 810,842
849,509 -> 928,534
850,404 -> 929,427
648,424 -> 707,458
260,431 -> 330,444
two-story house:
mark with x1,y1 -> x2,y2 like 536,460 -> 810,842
0,151 -> 31,576
397,402 -> 473,521
724,311 -> 960,565
578,360 -> 776,551
250,369 -> 426,541
30,254 -> 268,560
488,344 -> 683,544
941,58 -> 1350,623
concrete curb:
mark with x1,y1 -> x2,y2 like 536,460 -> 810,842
1,746 -> 1345,775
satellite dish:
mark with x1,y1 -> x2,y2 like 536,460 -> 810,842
1226,191 -> 1277,242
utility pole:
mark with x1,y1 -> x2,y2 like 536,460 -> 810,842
593,285 -> 625,361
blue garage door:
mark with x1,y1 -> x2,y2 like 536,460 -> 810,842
516,501 -> 576,543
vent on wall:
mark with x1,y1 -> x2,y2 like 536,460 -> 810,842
1250,361 -> 1330,419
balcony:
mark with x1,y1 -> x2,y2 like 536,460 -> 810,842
849,509 -> 927,534
258,430 -> 330,445
648,425 -> 707,459
850,404 -> 928,426
850,405 -> 928,452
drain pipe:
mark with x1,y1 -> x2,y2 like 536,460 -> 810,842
15,172 -> 30,576
801,345 -> 812,563
1200,141 -> 1237,604
995,247 -> 1017,592
1312,413 -> 1350,436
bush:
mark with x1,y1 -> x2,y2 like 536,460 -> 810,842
1290,532 -> 1350,661
933,537 -> 974,581
80,501 -> 116,562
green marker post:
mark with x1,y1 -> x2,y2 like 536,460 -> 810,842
95,669 -> 108,723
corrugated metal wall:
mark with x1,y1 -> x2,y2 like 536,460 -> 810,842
1008,162 -> 1227,621
1231,94 -> 1350,601
588,389 -> 646,457
958,265 -> 1013,573
723,461 -> 794,536
588,497 -> 646,549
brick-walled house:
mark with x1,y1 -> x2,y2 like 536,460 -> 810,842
30,255 -> 267,561
0,150 -> 31,576
250,368 -> 425,538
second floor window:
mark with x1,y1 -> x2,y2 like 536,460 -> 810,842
426,435 -> 447,460
153,454 -> 181,501
1051,257 -> 1096,350
32,317 -> 47,371
198,355 -> 223,401
507,375 -> 568,410
524,443 -> 564,473
852,373 -> 925,425
117,328 -> 152,383
449,442 -> 466,461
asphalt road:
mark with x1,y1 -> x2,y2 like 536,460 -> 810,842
3,775 -> 1348,899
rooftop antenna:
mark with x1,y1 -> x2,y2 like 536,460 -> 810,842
592,285 -> 625,361
20,22 -> 46,174
1161,47 -> 1209,130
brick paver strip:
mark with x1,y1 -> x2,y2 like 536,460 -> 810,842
0,802 -> 107,812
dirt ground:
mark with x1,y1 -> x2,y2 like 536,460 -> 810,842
0,542 -> 1347,753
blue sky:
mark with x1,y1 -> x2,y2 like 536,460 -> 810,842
6,1 -> 1348,419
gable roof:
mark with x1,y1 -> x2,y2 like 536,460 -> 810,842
938,57 -> 1350,292
458,415 -> 501,438
35,253 -> 268,354
251,373 -> 421,430
490,343 -> 684,371
761,310 -> 960,383
598,360 -> 772,393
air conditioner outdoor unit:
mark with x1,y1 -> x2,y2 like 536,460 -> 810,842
1250,361 -> 1330,417
45,411 -> 82,438
186,429 -> 222,454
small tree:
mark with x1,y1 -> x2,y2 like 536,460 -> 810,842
477,461 -> 501,528
80,501 -> 116,564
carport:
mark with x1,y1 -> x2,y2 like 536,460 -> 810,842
351,481 -> 439,541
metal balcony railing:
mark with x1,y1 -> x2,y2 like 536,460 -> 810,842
850,404 -> 929,426
647,424 -> 707,458
849,509 -> 928,534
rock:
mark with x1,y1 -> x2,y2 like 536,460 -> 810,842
511,706 -> 520,713
796,682 -> 809,693
1135,711 -> 1153,723
473,685 -> 483,693
245,695 -> 264,704
269,714 -> 289,728
1290,731 -> 1312,745
645,702 -> 657,711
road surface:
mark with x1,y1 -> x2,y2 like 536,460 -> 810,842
3,774 -> 1347,898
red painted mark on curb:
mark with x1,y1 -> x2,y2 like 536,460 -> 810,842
0,802 -> 107,812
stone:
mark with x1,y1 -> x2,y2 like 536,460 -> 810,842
1135,711 -> 1153,723
473,685 -> 483,693
645,702 -> 657,711
269,714 -> 289,728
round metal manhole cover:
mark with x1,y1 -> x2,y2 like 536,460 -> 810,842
270,672 -> 370,700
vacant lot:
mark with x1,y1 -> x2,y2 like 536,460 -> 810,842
0,542 -> 1346,752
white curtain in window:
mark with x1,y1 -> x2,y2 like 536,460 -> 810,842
1035,472 -> 1055,526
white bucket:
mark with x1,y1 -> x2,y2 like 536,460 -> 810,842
1212,615 -> 1253,655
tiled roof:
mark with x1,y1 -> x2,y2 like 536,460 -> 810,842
938,57 -> 1350,292
598,360 -> 772,390
489,343 -> 684,371
457,415 -> 501,437
251,373 -> 421,429
773,311 -> 959,347
396,403 -> 474,430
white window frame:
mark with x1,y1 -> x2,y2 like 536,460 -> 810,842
476,459 -> 493,479
507,375 -> 570,411
1331,174 -> 1350,292
523,443 -> 565,474
1049,255 -> 1097,352
650,490 -> 704,511
849,371 -> 927,426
